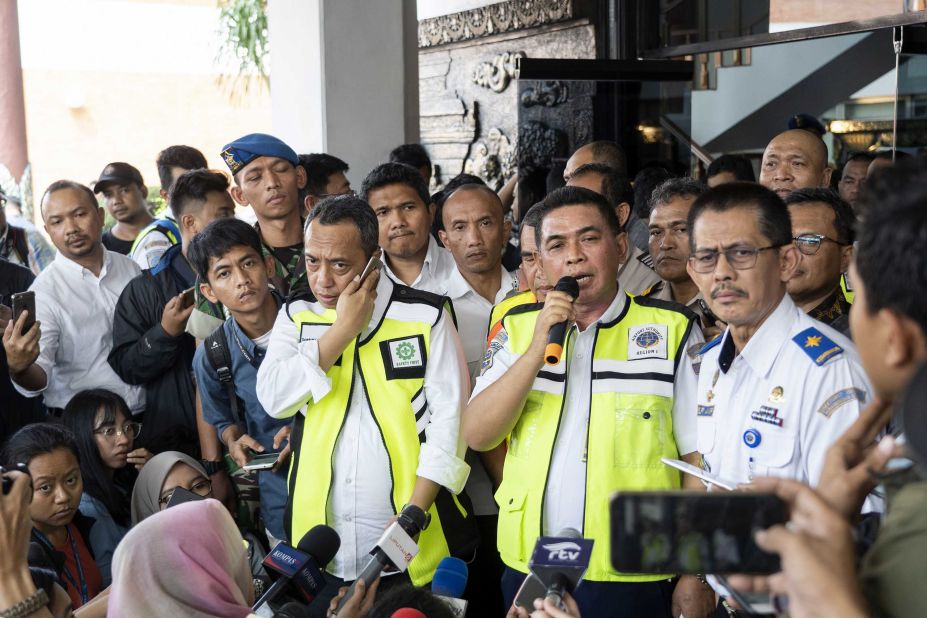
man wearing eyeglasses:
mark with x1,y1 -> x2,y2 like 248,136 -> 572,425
784,189 -> 855,336
687,182 -> 872,490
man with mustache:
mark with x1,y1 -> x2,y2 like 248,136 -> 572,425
759,129 -> 832,201
644,178 -> 714,335
784,189 -> 855,337
687,182 -> 871,489
3,181 -> 143,416
94,162 -> 154,257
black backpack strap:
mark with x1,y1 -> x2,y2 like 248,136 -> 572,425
204,326 -> 244,429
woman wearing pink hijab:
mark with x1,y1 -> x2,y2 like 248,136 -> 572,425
107,498 -> 256,617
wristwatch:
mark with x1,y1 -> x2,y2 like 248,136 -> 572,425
1,589 -> 49,618
200,459 -> 225,476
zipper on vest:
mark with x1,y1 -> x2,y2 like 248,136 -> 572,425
538,326 -> 574,535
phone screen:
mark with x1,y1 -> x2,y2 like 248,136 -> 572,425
610,491 -> 787,575
165,487 -> 205,509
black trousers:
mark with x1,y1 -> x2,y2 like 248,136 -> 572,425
501,566 -> 675,618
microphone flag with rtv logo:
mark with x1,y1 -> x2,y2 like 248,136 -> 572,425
335,504 -> 427,612
252,524 -> 340,611
432,556 -> 469,616
545,276 -> 579,365
528,528 -> 594,606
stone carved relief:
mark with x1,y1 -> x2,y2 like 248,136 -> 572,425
472,51 -> 525,93
418,0 -> 573,48
521,80 -> 569,107
518,121 -> 566,174
464,128 -> 516,190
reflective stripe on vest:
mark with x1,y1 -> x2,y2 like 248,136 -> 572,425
494,293 -> 694,582
286,295 -> 468,586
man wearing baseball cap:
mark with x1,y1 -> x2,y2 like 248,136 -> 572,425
93,162 -> 159,262
223,133 -> 309,298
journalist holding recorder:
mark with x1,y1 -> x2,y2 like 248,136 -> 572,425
255,195 -> 476,615
464,186 -> 712,617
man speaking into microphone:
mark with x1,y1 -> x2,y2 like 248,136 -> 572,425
464,187 -> 712,617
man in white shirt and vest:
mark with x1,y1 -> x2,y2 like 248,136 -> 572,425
256,195 -> 475,614
686,182 -> 871,489
465,186 -> 714,617
3,180 -> 144,416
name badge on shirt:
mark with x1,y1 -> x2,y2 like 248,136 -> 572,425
627,324 -> 668,361
380,335 -> 428,380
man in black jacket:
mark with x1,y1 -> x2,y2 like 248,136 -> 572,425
0,258 -> 44,441
108,169 -> 235,460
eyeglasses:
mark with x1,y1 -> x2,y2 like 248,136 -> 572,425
688,244 -> 785,273
93,422 -> 142,441
158,479 -> 213,507
793,233 -> 845,255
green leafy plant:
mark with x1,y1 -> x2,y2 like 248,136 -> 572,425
217,0 -> 269,90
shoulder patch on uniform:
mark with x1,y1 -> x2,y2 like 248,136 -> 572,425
817,388 -> 866,418
632,294 -> 698,323
637,252 -> 655,268
792,327 -> 844,366
481,328 -> 508,374
699,335 -> 723,355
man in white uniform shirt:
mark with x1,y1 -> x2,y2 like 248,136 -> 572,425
256,196 -> 474,613
686,182 -> 871,487
362,162 -> 456,291
3,181 -> 144,415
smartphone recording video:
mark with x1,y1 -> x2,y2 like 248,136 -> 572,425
611,491 -> 787,575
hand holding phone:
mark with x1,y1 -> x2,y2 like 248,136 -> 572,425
11,292 -> 36,336
242,452 -> 283,472
161,289 -> 196,337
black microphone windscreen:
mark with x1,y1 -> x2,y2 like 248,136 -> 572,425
296,525 -> 341,564
397,504 -> 428,536
275,601 -> 313,617
554,276 -> 579,299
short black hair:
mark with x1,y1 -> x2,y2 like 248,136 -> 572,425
845,151 -> 875,166
521,202 -> 544,230
855,158 -> 927,334
688,182 -> 792,251
533,186 -> 620,249
187,217 -> 263,281
298,153 -> 350,203
169,169 -> 230,219
156,145 -> 208,192
61,389 -> 136,527
571,162 -> 629,208
706,154 -> 756,183
633,166 -> 674,219
650,177 -> 705,212
366,584 -> 457,618
784,188 -> 855,245
873,150 -> 911,161
41,180 -> 97,214
306,195 -> 379,258
1,422 -> 79,468
361,162 -> 430,206
388,143 -> 431,171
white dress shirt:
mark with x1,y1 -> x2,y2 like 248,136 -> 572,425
382,236 -> 457,293
471,291 -> 702,536
13,250 -> 144,412
444,265 -> 518,381
256,274 -> 470,579
696,295 -> 872,487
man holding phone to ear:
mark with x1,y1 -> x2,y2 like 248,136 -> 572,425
257,195 -> 476,611
3,180 -> 143,417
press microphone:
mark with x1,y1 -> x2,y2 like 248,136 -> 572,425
335,504 -> 428,612
252,525 -> 340,611
528,528 -> 594,608
432,556 -> 469,616
544,276 -> 579,365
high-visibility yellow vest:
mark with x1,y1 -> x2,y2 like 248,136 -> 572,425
286,286 -> 476,585
487,290 -> 536,345
494,293 -> 695,582
840,273 -> 855,303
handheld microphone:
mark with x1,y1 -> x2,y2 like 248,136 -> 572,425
432,556 -> 469,616
544,277 -> 579,365
528,528 -> 594,608
252,525 -> 340,611
335,504 -> 428,612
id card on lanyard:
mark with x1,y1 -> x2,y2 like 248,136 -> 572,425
33,526 -> 90,604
